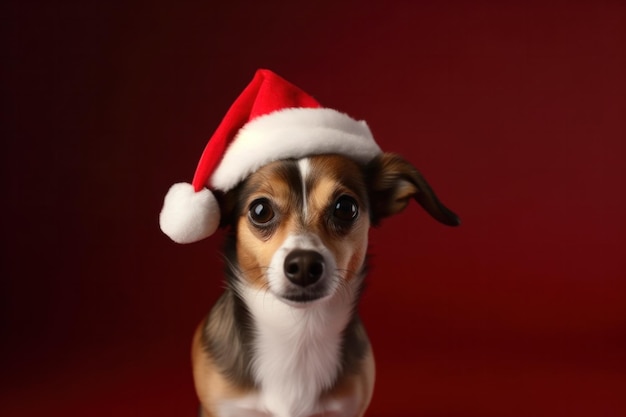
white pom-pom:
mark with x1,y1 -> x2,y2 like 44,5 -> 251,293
159,183 -> 220,244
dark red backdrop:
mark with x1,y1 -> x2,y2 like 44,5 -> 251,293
2,2 -> 625,416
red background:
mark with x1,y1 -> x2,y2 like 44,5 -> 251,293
2,1 -> 625,416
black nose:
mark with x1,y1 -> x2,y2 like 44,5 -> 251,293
283,250 -> 325,287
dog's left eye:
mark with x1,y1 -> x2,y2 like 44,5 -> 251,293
249,198 -> 275,225
333,195 -> 358,222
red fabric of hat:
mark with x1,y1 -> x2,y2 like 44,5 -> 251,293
191,69 -> 321,192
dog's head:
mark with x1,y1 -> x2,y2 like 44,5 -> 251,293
218,153 -> 459,307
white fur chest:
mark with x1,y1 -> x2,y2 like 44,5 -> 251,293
237,286 -> 355,417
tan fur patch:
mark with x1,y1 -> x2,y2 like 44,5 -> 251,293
192,321 -> 253,416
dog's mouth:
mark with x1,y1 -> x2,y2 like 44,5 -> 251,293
280,288 -> 329,305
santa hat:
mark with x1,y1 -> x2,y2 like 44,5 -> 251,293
159,69 -> 382,244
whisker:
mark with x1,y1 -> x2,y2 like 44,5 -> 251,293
260,282 -> 271,308
333,267 -> 362,305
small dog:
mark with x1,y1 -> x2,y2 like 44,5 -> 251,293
190,153 -> 459,417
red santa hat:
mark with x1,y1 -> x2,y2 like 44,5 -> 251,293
159,69 -> 382,243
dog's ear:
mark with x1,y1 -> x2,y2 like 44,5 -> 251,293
366,153 -> 460,226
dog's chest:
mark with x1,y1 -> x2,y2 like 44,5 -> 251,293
237,287 -> 354,417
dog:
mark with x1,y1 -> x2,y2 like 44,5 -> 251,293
190,153 -> 459,417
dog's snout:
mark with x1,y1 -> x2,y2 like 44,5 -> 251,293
284,250 -> 325,287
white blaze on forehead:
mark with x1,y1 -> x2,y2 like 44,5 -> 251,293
297,158 -> 311,219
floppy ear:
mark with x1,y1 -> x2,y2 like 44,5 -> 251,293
366,153 -> 460,226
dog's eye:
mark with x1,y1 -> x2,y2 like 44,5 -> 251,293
333,195 -> 358,222
249,198 -> 274,225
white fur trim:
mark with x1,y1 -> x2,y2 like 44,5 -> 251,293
159,182 -> 220,244
210,108 -> 382,191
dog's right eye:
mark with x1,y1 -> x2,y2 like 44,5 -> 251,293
248,198 -> 275,225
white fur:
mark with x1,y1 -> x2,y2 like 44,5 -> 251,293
298,158 -> 311,220
239,282 -> 358,417
210,108 -> 382,191
159,182 -> 220,243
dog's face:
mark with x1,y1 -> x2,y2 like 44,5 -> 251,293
220,153 -> 459,306
232,155 -> 369,305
